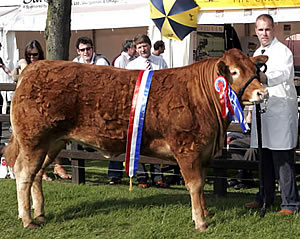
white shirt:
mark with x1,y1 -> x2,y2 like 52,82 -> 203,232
251,37 -> 298,150
73,53 -> 109,66
114,51 -> 131,69
126,54 -> 168,70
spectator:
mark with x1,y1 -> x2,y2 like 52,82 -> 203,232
126,34 -> 168,188
0,42 -> 12,143
0,43 -> 12,77
152,40 -> 165,57
227,136 -> 257,189
13,40 -> 71,181
227,106 -> 257,189
152,40 -> 166,56
244,14 -> 300,215
12,40 -> 44,82
73,36 -> 111,180
73,37 -> 110,65
113,39 -> 136,68
127,34 -> 167,70
108,39 -> 136,185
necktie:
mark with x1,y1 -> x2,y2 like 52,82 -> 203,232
261,49 -> 265,54
146,59 -> 152,70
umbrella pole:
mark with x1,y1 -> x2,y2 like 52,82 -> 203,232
255,103 -> 266,217
169,38 -> 173,68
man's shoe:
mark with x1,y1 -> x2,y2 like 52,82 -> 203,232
42,172 -> 52,181
227,179 -> 238,187
244,201 -> 261,209
154,180 -> 169,188
138,183 -> 148,188
109,178 -> 121,185
233,183 -> 248,190
278,209 -> 294,215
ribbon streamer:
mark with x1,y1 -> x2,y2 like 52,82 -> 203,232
125,70 -> 154,178
214,76 -> 248,132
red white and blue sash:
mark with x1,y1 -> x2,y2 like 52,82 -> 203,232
125,70 -> 154,178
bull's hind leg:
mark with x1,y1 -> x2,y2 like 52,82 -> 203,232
31,172 -> 45,223
179,161 -> 208,231
14,148 -> 47,228
31,140 -> 66,223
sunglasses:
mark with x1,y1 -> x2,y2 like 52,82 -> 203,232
79,47 -> 92,52
28,53 -> 39,57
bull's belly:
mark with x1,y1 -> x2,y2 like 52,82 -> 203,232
67,136 -> 125,158
142,138 -> 174,160
67,134 -> 174,161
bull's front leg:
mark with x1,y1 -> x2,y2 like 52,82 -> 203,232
180,164 -> 208,231
187,180 -> 208,231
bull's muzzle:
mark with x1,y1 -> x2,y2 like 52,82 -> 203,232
257,89 -> 269,102
245,88 -> 269,106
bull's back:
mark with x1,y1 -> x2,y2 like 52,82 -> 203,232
12,61 -> 137,143
12,59 -> 222,156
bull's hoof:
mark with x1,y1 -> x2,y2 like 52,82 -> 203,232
35,215 -> 46,223
204,210 -> 210,218
196,223 -> 208,231
204,210 -> 214,218
24,222 -> 40,229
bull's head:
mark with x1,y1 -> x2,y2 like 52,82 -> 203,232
217,48 -> 268,105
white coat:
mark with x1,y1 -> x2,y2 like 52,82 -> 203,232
251,37 -> 298,150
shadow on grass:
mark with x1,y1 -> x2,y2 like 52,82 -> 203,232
47,185 -> 266,224
50,192 -> 189,222
44,160 -> 283,224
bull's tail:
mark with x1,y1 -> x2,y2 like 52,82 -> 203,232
3,134 -> 19,168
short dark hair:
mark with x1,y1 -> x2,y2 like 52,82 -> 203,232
24,40 -> 44,64
153,40 -> 165,50
256,14 -> 274,27
133,34 -> 151,46
76,37 -> 94,49
122,39 -> 135,52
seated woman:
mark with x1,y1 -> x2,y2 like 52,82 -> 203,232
12,40 -> 71,181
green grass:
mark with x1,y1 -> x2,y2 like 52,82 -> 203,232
1,160 -> 300,239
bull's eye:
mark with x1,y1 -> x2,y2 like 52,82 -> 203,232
230,68 -> 240,79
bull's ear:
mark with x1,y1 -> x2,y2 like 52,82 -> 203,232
250,55 -> 268,65
217,60 -> 231,80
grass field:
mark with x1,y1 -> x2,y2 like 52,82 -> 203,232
1,160 -> 300,239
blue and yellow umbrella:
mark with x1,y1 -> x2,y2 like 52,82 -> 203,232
150,0 -> 199,41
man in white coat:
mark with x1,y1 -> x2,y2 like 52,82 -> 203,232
245,14 -> 299,214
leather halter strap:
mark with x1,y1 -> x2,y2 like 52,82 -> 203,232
237,62 -> 267,100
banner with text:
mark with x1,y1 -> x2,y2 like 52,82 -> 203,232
195,0 -> 300,11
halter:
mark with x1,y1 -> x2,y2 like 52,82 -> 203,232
237,62 -> 267,100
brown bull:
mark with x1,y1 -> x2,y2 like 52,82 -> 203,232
4,48 -> 268,230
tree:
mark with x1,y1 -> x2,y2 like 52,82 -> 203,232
45,0 -> 72,60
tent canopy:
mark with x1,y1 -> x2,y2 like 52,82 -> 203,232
1,0 -> 151,31
1,0 -> 300,32
1,0 -> 300,70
